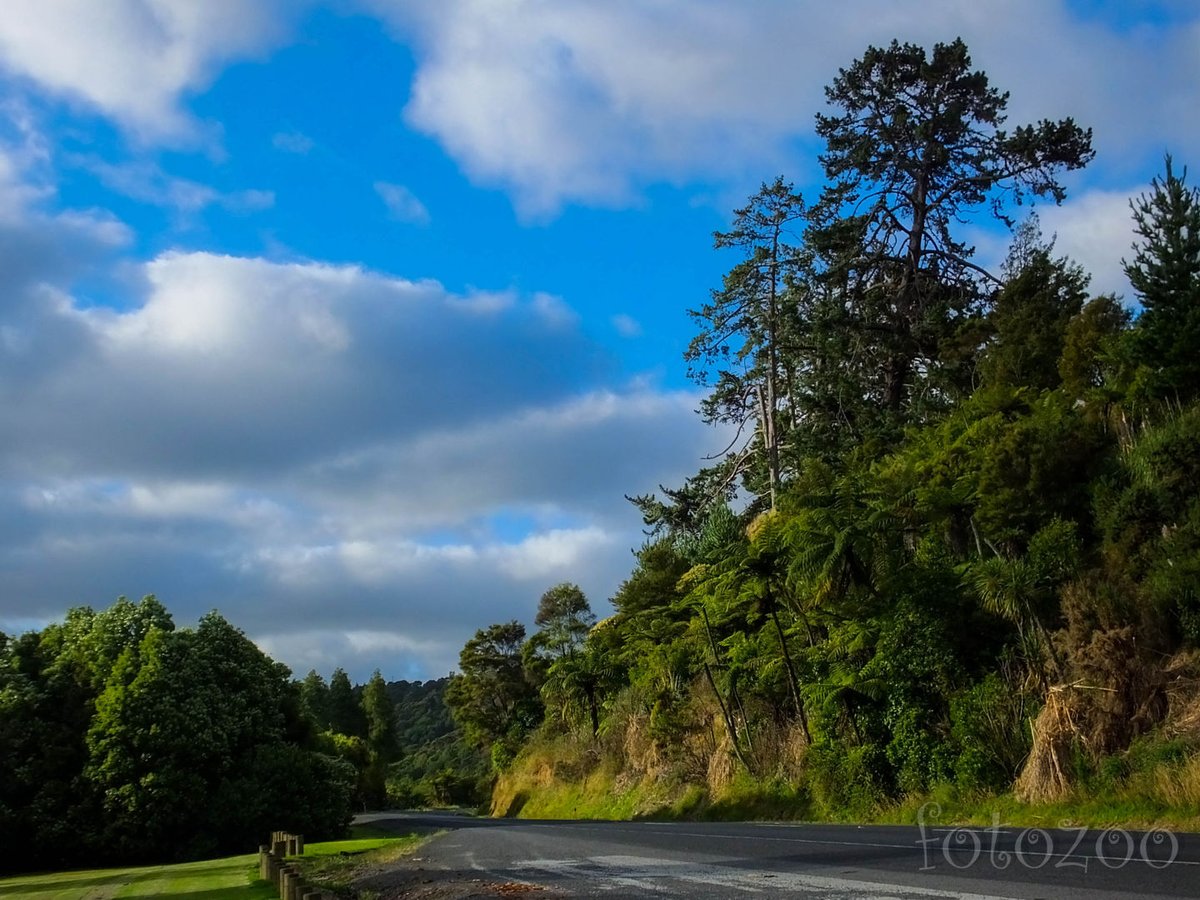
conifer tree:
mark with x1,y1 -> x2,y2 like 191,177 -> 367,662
1125,155 -> 1200,400
809,38 -> 1093,434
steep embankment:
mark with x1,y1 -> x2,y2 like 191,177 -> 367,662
492,692 -> 1200,831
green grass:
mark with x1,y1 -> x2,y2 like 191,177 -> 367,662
0,826 -> 432,900
291,826 -> 431,895
0,854 -> 273,899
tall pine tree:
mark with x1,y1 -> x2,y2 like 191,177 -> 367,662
1125,155 -> 1200,401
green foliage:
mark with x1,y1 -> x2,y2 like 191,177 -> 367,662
686,176 -> 809,503
1125,155 -> 1200,401
1095,407 -> 1200,644
950,674 -> 1036,793
806,743 -> 888,818
360,670 -> 399,807
532,583 -> 596,660
0,597 -> 351,874
982,218 -> 1088,391
299,670 -> 331,731
86,612 -> 343,861
444,621 -> 542,768
443,41 -> 1200,833
1059,295 -> 1131,402
809,37 -> 1092,432
327,667 -> 365,738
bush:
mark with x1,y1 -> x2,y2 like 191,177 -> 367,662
950,674 -> 1035,794
806,743 -> 888,818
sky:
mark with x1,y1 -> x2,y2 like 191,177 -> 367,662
1,1 -> 1197,683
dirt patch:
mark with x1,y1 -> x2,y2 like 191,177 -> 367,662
348,855 -> 565,900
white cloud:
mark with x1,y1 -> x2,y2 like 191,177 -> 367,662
373,180 -> 431,225
369,0 -> 1200,215
0,0 -> 301,143
297,387 -> 709,532
0,239 -> 714,677
531,291 -> 579,328
612,313 -> 642,338
1038,188 -> 1142,303
493,526 -> 612,581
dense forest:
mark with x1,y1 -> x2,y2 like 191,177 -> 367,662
444,39 -> 1200,822
297,669 -> 488,811
0,597 -> 354,873
0,594 -> 485,874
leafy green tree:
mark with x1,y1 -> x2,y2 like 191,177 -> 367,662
445,621 -> 542,768
65,595 -> 174,691
328,667 -> 365,737
1125,155 -> 1200,400
0,595 -> 184,872
1058,295 -> 1132,402
360,670 -> 398,806
532,583 -> 595,660
86,612 -> 348,860
362,670 -> 398,759
299,669 -> 331,731
0,627 -> 101,871
967,519 -> 1080,683
540,644 -> 617,737
982,216 -> 1088,390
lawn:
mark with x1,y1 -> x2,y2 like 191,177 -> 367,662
0,826 -> 428,900
0,853 -> 273,899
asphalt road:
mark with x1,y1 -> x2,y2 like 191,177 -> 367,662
361,811 -> 1200,898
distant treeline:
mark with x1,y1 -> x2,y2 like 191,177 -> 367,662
296,668 -> 489,811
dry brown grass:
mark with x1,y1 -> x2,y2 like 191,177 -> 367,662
705,734 -> 738,794
1015,687 -> 1080,804
1152,755 -> 1200,808
1163,651 -> 1200,739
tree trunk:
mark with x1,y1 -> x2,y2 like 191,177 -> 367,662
769,604 -> 811,744
702,661 -> 752,773
586,682 -> 600,738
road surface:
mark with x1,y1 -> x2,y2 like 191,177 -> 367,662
360,811 -> 1200,898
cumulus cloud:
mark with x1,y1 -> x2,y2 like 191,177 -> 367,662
0,0 -> 302,143
0,117 -> 710,677
1039,188 -> 1143,303
374,181 -> 431,225
369,0 -> 1200,215
0,236 -> 713,676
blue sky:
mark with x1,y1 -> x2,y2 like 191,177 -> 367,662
1,1 -> 1197,681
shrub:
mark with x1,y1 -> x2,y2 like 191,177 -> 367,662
950,674 -> 1035,793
